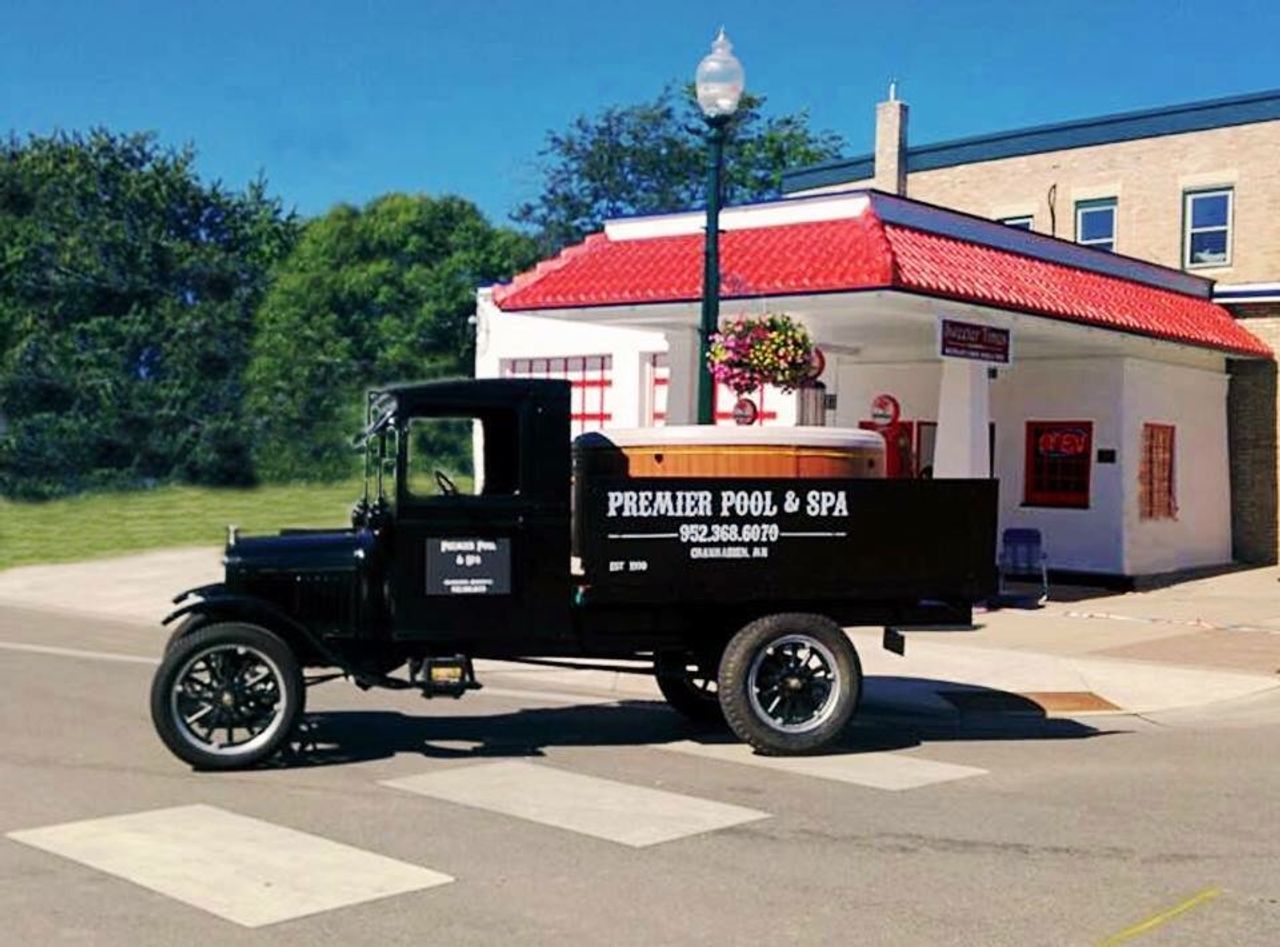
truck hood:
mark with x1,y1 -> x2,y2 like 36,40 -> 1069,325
223,529 -> 374,574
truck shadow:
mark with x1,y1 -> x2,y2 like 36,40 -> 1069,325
275,679 -> 1120,770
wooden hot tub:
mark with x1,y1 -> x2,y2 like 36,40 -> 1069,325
572,426 -> 885,480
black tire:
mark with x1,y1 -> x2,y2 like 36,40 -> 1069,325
654,650 -> 725,726
718,613 -> 861,755
150,622 -> 304,770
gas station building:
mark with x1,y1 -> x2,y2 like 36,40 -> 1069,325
474,189 -> 1272,580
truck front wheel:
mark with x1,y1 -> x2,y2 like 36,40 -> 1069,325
718,614 -> 861,755
150,622 -> 304,770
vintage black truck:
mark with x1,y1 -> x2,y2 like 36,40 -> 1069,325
150,379 -> 997,769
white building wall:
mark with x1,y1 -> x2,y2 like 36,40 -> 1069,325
1121,358 -> 1232,574
991,358 -> 1126,573
832,359 -> 942,426
833,356 -> 1125,571
833,354 -> 1233,575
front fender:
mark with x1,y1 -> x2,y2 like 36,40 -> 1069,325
162,587 -> 390,685
163,588 -> 297,631
170,583 -> 225,609
162,587 -> 330,660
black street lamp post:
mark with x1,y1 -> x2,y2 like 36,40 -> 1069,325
697,114 -> 730,425
694,29 -> 745,424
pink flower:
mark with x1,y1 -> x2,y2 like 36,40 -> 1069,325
707,312 -> 814,395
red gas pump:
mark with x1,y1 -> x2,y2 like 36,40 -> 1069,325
859,394 -> 916,478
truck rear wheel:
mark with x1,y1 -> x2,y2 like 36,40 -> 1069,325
150,622 -> 304,770
718,614 -> 861,755
654,650 -> 724,726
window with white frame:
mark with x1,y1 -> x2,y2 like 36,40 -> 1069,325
999,215 -> 1034,230
1075,198 -> 1116,252
1183,188 -> 1232,268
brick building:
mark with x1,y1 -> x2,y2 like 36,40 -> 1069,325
782,89 -> 1280,565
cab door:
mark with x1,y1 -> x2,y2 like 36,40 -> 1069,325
389,393 -> 571,647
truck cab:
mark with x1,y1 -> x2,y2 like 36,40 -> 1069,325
375,379 -> 574,650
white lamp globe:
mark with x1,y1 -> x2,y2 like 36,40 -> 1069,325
695,28 -> 745,118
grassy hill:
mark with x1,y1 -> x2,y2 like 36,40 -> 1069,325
0,481 -> 364,571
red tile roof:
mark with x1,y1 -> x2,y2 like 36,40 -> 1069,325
493,201 -> 1271,359
883,226 -> 1270,356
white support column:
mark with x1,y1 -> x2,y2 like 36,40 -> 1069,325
663,327 -> 701,425
934,359 -> 991,478
610,349 -> 643,428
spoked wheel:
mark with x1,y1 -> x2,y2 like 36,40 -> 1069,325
719,614 -> 861,755
150,623 -> 304,770
654,650 -> 725,726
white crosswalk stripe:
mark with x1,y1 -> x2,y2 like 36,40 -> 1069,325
382,760 -> 769,847
660,741 -> 988,790
6,804 -> 453,927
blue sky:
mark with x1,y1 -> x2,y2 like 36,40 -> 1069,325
3,0 -> 1277,227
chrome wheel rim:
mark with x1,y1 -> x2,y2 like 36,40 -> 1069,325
747,635 -> 840,733
170,644 -> 288,757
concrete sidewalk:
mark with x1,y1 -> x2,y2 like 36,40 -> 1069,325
1,548 -> 1278,718
0,547 -> 222,626
870,569 -> 1280,715
967,568 -> 1280,677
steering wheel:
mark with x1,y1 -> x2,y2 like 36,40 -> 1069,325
434,469 -> 459,496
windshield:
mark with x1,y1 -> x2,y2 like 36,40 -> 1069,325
356,393 -> 397,448
355,392 -> 400,515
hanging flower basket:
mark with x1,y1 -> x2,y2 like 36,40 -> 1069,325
707,313 -> 816,396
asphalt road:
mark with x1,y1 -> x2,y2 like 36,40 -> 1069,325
2,602 -> 1279,946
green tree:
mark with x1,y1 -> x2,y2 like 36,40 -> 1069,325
0,130 -> 297,499
512,85 -> 846,252
245,193 -> 538,482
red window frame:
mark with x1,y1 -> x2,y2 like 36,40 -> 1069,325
647,353 -> 669,426
501,355 -> 613,435
1024,420 -> 1093,508
643,355 -> 780,427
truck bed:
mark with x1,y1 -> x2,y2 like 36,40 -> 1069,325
575,477 -> 998,609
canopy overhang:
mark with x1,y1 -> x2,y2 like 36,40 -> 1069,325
492,190 -> 1272,363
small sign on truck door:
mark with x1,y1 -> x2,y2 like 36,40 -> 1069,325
426,537 -> 511,595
